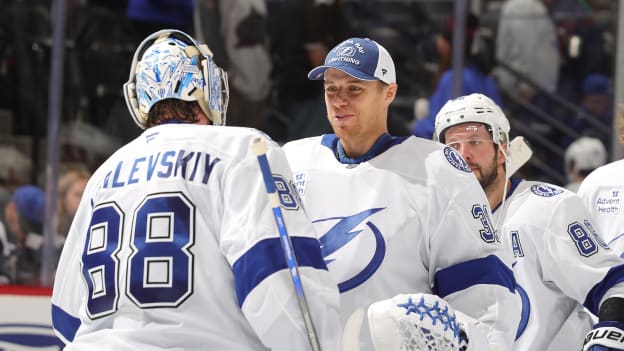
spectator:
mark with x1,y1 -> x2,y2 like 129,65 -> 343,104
270,0 -> 352,141
55,168 -> 90,239
196,0 -> 272,131
3,185 -> 45,285
0,145 -> 32,191
563,136 -> 607,192
495,0 -> 559,99
411,13 -> 502,139
494,0 -> 560,142
568,74 -> 613,144
554,0 -> 615,104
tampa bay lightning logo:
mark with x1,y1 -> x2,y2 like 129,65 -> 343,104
314,208 -> 386,293
443,147 -> 471,173
530,184 -> 563,197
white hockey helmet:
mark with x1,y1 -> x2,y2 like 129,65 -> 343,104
564,136 -> 607,173
123,29 -> 229,129
433,93 -> 510,149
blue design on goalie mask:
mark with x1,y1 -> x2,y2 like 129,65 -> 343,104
124,29 -> 229,129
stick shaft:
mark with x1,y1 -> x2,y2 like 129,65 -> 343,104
252,137 -> 321,351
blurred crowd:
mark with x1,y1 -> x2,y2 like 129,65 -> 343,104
0,0 -> 619,285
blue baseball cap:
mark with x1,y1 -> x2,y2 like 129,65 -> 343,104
12,185 -> 45,225
308,38 -> 396,84
582,74 -> 612,96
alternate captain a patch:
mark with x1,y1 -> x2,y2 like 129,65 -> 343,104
443,147 -> 472,173
530,184 -> 563,197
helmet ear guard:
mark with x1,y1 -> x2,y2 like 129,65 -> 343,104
123,29 -> 229,129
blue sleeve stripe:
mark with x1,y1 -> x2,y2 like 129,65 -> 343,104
51,304 -> 80,342
584,263 -> 624,314
233,236 -> 328,307
433,255 -> 516,298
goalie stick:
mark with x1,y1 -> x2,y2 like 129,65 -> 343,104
506,136 -> 533,177
251,136 -> 321,351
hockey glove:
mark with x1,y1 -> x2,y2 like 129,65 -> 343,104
367,293 -> 466,351
583,321 -> 624,351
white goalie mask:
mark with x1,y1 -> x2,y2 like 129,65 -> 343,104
123,29 -> 229,129
433,93 -> 510,150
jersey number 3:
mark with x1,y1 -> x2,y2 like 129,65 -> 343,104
81,192 -> 195,319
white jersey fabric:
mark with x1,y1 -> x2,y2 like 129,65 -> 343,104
283,134 -> 520,351
494,179 -> 624,351
51,124 -> 341,350
578,160 -> 624,257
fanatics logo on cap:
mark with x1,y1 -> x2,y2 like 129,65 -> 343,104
307,37 -> 396,84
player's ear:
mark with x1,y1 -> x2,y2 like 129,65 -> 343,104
497,143 -> 508,166
384,83 -> 398,105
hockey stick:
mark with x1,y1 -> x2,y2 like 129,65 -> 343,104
506,136 -> 533,176
251,136 -> 321,351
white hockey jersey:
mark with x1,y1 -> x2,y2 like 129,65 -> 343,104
578,160 -> 624,257
51,124 -> 341,350
283,134 -> 520,351
494,179 -> 624,351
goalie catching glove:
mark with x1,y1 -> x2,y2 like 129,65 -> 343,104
367,294 -> 495,351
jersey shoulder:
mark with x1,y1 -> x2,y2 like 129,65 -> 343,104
582,160 -> 624,188
142,124 -> 277,160
383,136 -> 474,180
512,180 -> 583,208
283,135 -> 339,170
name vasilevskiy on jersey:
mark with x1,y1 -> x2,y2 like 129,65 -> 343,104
102,149 -> 221,188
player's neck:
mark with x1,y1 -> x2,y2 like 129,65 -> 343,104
339,131 -> 388,159
486,175 -> 510,210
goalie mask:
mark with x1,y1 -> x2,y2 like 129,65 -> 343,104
433,93 -> 509,150
123,29 -> 229,129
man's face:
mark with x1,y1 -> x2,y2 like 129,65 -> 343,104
4,202 -> 24,242
443,123 -> 502,190
323,69 -> 395,142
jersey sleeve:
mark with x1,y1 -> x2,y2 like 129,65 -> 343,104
539,193 -> 624,314
426,148 -> 521,350
219,136 -> 342,350
51,178 -> 99,343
